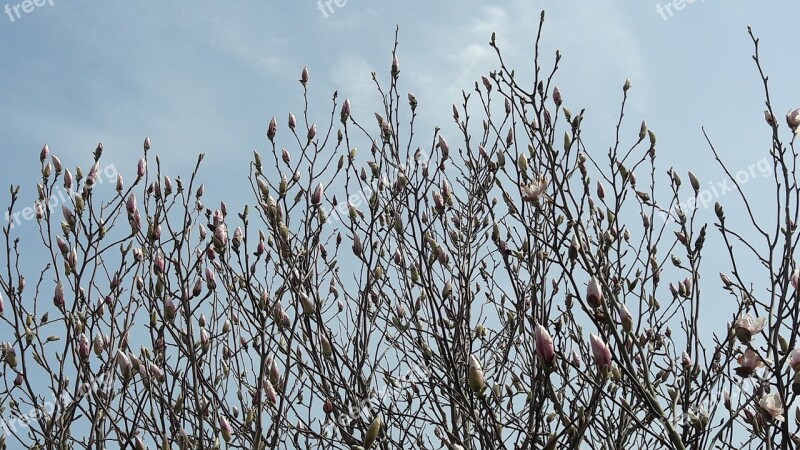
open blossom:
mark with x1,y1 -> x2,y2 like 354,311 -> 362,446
735,348 -> 771,377
590,333 -> 612,371
759,393 -> 785,422
521,176 -> 548,202
734,313 -> 767,343
535,324 -> 555,366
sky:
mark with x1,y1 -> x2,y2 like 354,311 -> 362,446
0,0 -> 799,446
0,1 -> 797,333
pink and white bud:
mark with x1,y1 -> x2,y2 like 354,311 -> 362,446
391,55 -> 400,77
681,351 -> 692,369
341,98 -> 351,123
267,116 -> 277,141
765,110 -> 777,126
619,303 -> 633,332
311,183 -> 324,205
117,349 -> 133,378
126,194 -> 137,214
205,267 -> 216,290
534,324 -> 555,366
51,154 -> 62,173
54,281 -> 65,307
789,348 -> 800,372
587,276 -> 603,308
438,135 -> 449,159
288,112 -> 296,130
552,86 -> 562,106
307,123 -> 317,141
213,223 -> 228,250
300,66 -> 309,85
220,415 -> 233,442
137,158 -> 146,178
86,162 -> 99,186
143,137 -> 151,150
786,108 -> 800,133
481,75 -> 492,91
590,333 -> 612,372
64,169 -> 73,190
78,333 -> 90,360
40,144 -> 49,161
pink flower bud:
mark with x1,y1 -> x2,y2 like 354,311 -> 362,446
786,108 -> 800,133
205,267 -> 216,290
307,123 -> 317,141
78,333 -> 90,360
481,75 -> 492,91
288,113 -> 296,130
438,135 -> 449,159
764,110 -> 778,127
86,162 -> 99,186
311,183 -> 324,205
267,116 -> 277,141
587,276 -> 603,308
126,194 -> 137,214
553,87 -> 562,106
40,144 -> 49,161
323,398 -> 334,415
590,333 -> 612,371
64,169 -> 73,190
534,324 -> 555,366
51,155 -> 62,173
220,415 -> 233,442
53,281 -> 65,307
282,148 -> 291,165
143,137 -> 151,150
681,351 -> 692,369
391,55 -> 400,77
789,348 -> 800,372
341,98 -> 351,123
137,158 -> 146,178
300,66 -> 309,85
117,349 -> 133,378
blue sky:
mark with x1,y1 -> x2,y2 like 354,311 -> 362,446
1,1 -> 798,332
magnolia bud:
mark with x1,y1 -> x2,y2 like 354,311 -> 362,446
468,354 -> 486,394
364,416 -> 382,449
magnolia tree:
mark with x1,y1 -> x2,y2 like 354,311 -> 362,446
2,13 -> 800,450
